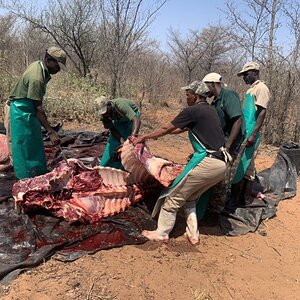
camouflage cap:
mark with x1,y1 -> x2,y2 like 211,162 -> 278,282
180,80 -> 200,93
202,72 -> 222,83
46,46 -> 67,70
195,81 -> 210,97
237,62 -> 260,76
95,96 -> 110,115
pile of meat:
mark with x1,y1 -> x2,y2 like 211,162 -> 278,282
13,140 -> 185,223
0,134 -> 12,172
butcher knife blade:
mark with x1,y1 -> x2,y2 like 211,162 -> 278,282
58,145 -> 70,167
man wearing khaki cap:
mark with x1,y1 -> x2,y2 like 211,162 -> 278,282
231,62 -> 270,205
5,46 -> 67,179
180,80 -> 200,106
95,97 -> 141,169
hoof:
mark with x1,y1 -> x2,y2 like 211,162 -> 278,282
142,230 -> 169,242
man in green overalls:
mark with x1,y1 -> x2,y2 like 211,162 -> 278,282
8,46 -> 67,179
132,83 -> 229,245
96,97 -> 141,169
203,72 -> 245,210
231,62 -> 270,204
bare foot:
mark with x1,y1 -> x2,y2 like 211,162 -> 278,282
184,232 -> 199,246
142,230 -> 169,242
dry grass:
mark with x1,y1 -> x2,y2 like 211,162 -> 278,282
192,289 -> 213,300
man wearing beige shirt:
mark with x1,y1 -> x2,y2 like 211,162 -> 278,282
230,62 -> 270,206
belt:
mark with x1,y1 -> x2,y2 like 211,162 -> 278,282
207,153 -> 225,162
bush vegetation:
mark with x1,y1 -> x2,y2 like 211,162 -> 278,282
0,0 -> 299,145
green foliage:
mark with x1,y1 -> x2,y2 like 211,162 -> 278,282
44,72 -> 107,124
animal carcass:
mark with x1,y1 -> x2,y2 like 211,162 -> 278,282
0,134 -> 12,172
12,158 -> 158,223
12,140 -> 185,224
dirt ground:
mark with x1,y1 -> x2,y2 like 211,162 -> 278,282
0,108 -> 299,300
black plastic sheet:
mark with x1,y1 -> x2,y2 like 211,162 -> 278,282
220,149 -> 297,236
0,199 -> 155,284
0,128 -> 156,284
0,172 -> 16,202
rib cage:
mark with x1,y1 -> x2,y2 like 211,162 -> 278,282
12,139 -> 185,224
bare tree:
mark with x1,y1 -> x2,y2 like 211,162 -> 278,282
98,0 -> 166,98
0,14 -> 21,99
20,23 -> 51,66
167,28 -> 204,84
2,0 -> 101,77
167,25 -> 234,84
223,0 -> 300,146
280,1 -> 300,143
198,25 -> 235,73
225,0 -> 282,67
127,45 -> 171,106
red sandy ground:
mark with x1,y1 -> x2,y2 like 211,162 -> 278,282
0,108 -> 299,300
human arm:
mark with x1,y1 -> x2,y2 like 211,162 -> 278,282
225,116 -> 242,151
110,127 -> 125,144
33,101 -> 60,146
131,123 -> 178,145
102,117 -> 125,143
132,107 -> 191,145
246,106 -> 266,147
170,128 -> 187,134
223,91 -> 243,151
131,115 -> 141,136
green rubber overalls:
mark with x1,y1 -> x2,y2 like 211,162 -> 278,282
231,93 -> 260,184
152,131 -> 207,218
100,111 -> 140,169
10,99 -> 47,179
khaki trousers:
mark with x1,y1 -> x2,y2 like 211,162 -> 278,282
162,157 -> 227,213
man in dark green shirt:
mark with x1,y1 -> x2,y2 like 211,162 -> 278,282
203,72 -> 245,210
96,97 -> 141,169
7,46 -> 67,179
203,72 -> 244,156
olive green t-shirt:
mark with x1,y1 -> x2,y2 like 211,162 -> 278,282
9,61 -> 51,101
102,98 -> 139,129
111,98 -> 139,120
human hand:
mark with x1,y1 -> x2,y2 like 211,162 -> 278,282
246,135 -> 255,147
131,135 -> 146,146
225,141 -> 231,152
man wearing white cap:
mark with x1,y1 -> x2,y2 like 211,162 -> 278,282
202,72 -> 244,157
96,97 -> 141,169
6,46 -> 67,179
202,72 -> 245,211
231,62 -> 270,205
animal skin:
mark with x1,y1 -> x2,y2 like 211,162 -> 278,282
121,140 -> 184,187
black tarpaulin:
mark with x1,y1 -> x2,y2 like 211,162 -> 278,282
0,198 -> 155,285
0,129 -> 156,284
219,149 -> 297,236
